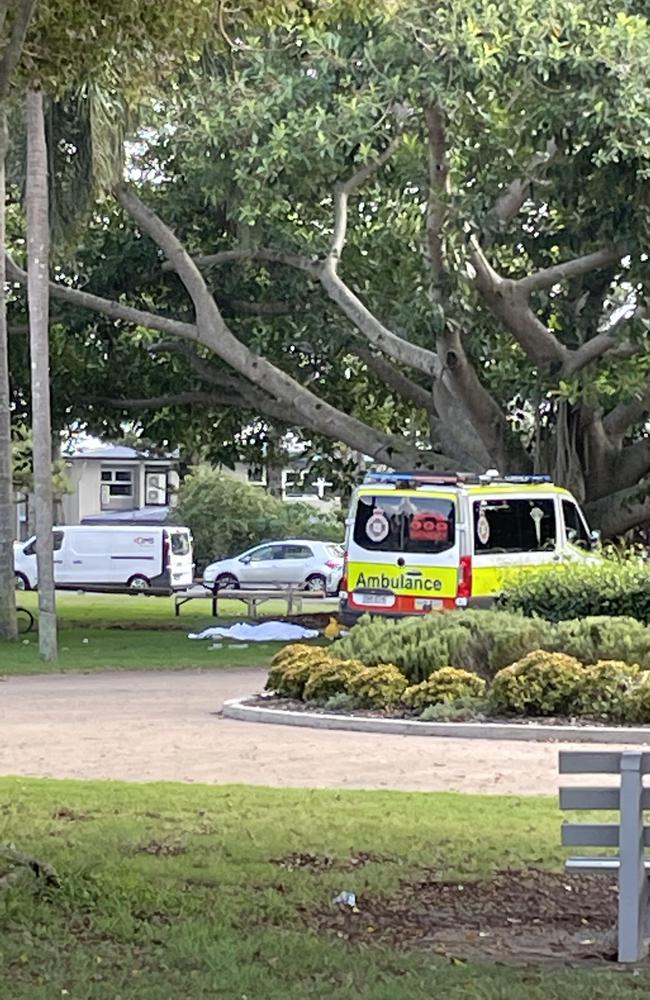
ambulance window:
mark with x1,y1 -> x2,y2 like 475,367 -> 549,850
353,495 -> 455,554
473,498 -> 556,553
562,500 -> 591,548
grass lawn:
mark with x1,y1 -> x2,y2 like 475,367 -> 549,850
0,592 -> 331,675
0,779 -> 646,999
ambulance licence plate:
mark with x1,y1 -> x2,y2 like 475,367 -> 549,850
353,592 -> 395,607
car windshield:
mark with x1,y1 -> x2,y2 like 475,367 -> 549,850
353,494 -> 455,554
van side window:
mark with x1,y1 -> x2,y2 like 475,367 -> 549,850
24,532 -> 63,555
353,495 -> 455,554
562,500 -> 591,548
473,498 -> 556,554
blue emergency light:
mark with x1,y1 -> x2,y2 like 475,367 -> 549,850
365,470 -> 553,486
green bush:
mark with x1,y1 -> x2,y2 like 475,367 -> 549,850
419,697 -> 488,722
489,650 -> 585,716
576,660 -> 640,722
173,465 -> 342,570
627,675 -> 650,724
547,617 -> 650,670
498,560 -> 650,624
403,668 -> 486,711
333,610 -> 548,682
348,664 -> 408,708
302,659 -> 365,703
265,645 -> 332,698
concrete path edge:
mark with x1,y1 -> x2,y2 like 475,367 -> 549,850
223,697 -> 650,744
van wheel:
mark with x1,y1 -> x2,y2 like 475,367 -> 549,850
15,572 -> 30,591
127,574 -> 151,592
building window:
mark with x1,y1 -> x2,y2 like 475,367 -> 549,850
101,468 -> 134,508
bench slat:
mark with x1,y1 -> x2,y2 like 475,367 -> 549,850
562,824 -> 650,848
559,787 -> 621,810
559,750 -> 650,775
566,857 -> 650,874
560,787 -> 650,811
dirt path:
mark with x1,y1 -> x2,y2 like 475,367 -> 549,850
0,669 -> 635,794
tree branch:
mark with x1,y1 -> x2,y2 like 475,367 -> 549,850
615,439 -> 650,493
112,183 -> 428,468
162,246 -> 320,276
327,135 -> 402,269
0,0 -> 37,100
519,247 -> 625,294
585,483 -> 650,538
603,384 -> 650,441
424,105 -> 449,281
490,140 -> 557,227
6,252 -> 200,342
354,344 -> 433,411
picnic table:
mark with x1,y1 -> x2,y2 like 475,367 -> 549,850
174,586 -> 328,619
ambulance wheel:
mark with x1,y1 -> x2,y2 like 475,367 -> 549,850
305,573 -> 327,593
127,574 -> 151,592
15,572 -> 30,591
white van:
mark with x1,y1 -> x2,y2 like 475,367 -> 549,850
14,525 -> 194,592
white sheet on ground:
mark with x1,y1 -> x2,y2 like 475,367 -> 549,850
188,621 -> 320,642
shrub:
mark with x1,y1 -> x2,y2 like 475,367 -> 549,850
173,465 -> 342,570
498,560 -> 650,624
403,668 -> 486,711
303,659 -> 365,703
323,692 -> 360,713
333,610 -> 548,682
348,664 -> 408,708
489,650 -> 585,716
576,660 -> 640,722
546,617 -> 650,670
266,645 -> 332,698
419,697 -> 488,722
627,675 -> 650,724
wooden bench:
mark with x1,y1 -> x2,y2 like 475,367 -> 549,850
174,587 -> 327,619
559,749 -> 650,962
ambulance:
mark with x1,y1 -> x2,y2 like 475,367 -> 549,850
338,470 -> 600,625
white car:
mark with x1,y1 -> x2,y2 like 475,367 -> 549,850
202,539 -> 344,594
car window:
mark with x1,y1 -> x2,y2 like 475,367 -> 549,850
353,494 -> 455,554
24,532 -> 63,556
473,497 -> 557,554
248,545 -> 286,562
327,544 -> 344,559
562,500 -> 591,548
284,544 -> 313,559
170,532 -> 190,556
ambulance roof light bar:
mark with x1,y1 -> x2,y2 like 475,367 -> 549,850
365,470 -> 553,487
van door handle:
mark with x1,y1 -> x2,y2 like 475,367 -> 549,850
73,560 -> 82,564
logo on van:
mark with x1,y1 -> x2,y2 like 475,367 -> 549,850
133,536 -> 155,546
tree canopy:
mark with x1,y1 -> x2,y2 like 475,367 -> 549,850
7,0 -> 650,534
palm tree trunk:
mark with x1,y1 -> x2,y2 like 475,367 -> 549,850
26,88 -> 57,661
0,107 -> 17,640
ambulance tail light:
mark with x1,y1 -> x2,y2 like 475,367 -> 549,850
457,555 -> 472,600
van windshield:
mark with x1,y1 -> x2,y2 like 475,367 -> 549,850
353,494 -> 455,554
170,532 -> 190,556
473,497 -> 556,554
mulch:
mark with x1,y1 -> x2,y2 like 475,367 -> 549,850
298,867 -> 629,966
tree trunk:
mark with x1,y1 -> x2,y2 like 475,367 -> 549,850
0,108 -> 17,640
26,88 -> 57,661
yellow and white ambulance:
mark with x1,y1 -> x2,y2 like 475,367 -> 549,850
338,470 -> 599,625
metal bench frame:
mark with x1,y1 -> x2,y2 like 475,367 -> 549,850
560,749 -> 650,963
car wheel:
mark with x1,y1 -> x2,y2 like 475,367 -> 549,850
305,574 -> 327,593
213,573 -> 239,594
127,574 -> 151,592
15,572 -> 30,591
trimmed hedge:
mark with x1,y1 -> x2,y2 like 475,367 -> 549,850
348,664 -> 408,708
403,668 -> 486,711
489,651 -> 585,716
497,560 -> 650,624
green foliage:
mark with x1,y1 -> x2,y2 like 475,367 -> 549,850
576,660 -> 640,722
547,616 -> 650,669
403,668 -> 486,712
419,697 -> 488,722
12,424 -> 71,498
489,651 -> 585,716
265,645 -> 332,699
333,610 -> 549,682
348,663 -> 408,708
498,562 -> 650,624
302,658 -> 366,703
627,674 -> 650,724
173,465 -> 342,569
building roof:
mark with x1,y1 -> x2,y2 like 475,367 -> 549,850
80,506 -> 171,525
68,445 -> 172,463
